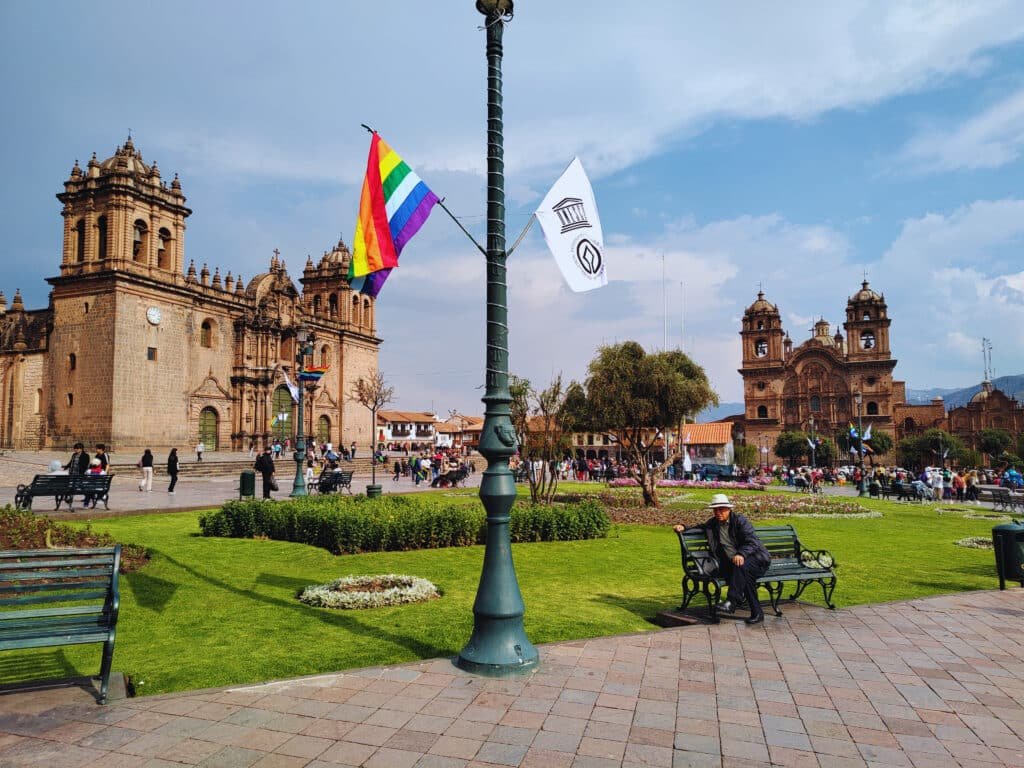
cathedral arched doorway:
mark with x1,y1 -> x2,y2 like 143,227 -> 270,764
317,415 -> 331,444
198,407 -> 219,451
271,385 -> 294,442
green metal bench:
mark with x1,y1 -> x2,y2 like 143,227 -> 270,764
14,474 -> 115,512
315,470 -> 354,494
0,546 -> 121,703
992,487 -> 1023,513
676,525 -> 836,623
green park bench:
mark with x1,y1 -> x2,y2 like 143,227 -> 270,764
14,474 -> 115,512
675,524 -> 837,622
0,546 -> 121,704
315,470 -> 354,494
991,487 -> 1023,514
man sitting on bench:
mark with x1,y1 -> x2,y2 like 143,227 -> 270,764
674,494 -> 771,624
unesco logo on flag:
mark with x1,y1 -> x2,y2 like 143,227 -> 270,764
552,197 -> 590,233
574,237 -> 603,278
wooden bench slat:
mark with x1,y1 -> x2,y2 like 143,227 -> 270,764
0,568 -> 113,582
0,557 -> 118,570
0,579 -> 111,594
0,632 -> 111,650
0,547 -> 117,559
0,590 -> 111,606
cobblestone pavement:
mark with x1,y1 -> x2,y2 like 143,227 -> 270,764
0,590 -> 1021,767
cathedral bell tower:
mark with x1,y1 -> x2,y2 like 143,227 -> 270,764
844,280 -> 890,360
740,291 -> 784,367
56,137 -> 191,278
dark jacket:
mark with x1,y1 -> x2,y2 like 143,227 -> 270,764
255,453 -> 275,476
66,451 -> 90,475
140,451 -> 154,468
167,453 -> 179,475
693,511 -> 770,571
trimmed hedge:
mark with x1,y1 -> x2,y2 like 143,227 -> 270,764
198,495 -> 609,554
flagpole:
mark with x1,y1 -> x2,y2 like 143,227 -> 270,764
437,199 -> 487,256
457,0 -> 538,678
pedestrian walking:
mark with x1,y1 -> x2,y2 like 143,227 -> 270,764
195,441 -> 205,462
138,449 -> 154,492
254,447 -> 276,499
167,448 -> 179,493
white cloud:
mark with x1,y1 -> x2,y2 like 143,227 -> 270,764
900,88 -> 1024,171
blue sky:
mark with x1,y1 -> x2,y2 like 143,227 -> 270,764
3,1 -> 1024,414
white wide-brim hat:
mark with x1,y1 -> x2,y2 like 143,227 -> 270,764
709,493 -> 733,508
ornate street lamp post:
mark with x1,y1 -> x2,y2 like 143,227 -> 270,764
456,0 -> 538,677
291,326 -> 314,497
854,392 -> 867,497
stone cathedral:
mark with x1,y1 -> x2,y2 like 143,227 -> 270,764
0,138 -> 380,451
738,281 -> 906,453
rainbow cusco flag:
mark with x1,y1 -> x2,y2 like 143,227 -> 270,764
349,132 -> 438,293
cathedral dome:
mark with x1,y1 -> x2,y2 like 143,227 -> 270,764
98,137 -> 152,177
849,279 -> 882,304
745,291 -> 777,314
970,380 -> 994,404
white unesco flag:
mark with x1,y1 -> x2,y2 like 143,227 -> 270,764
535,158 -> 607,292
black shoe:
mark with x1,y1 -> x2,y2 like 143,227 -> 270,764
744,613 -> 765,625
719,601 -> 736,614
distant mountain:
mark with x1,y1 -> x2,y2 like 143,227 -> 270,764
697,402 -> 744,422
905,374 -> 1024,409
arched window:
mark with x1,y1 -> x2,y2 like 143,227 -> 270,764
75,220 -> 86,262
200,320 -> 213,348
837,397 -> 847,411
317,415 -> 331,443
866,401 -> 879,415
96,216 -> 108,260
756,320 -> 764,330
320,345 -> 331,367
328,294 -> 338,318
198,407 -> 219,451
133,220 -> 148,262
68,353 -> 77,371
351,295 -> 360,325
362,298 -> 371,326
862,310 -> 871,321
754,339 -> 768,357
810,395 -> 821,412
157,228 -> 171,269
903,417 -> 916,433
313,295 -> 322,315
757,405 -> 768,419
860,330 -> 875,350
33,389 -> 41,415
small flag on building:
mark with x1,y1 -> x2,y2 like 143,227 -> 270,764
862,424 -> 872,442
298,365 -> 330,382
282,371 -> 300,404
535,158 -> 607,292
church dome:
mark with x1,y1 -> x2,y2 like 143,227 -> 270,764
970,380 -> 994,404
849,279 -> 882,304
98,137 -> 152,177
745,291 -> 778,314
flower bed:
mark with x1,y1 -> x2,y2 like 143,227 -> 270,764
0,506 -> 148,572
733,494 -> 881,520
608,479 -> 767,490
299,574 -> 440,609
954,536 -> 993,550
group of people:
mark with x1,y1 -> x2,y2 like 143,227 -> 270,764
390,450 -> 475,487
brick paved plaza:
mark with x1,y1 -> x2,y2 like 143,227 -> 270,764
0,589 -> 1021,767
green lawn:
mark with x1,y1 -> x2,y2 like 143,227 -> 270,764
0,490 -> 1003,696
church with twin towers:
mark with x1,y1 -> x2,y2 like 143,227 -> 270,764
0,137 -> 380,451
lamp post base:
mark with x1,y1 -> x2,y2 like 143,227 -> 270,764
456,617 -> 538,677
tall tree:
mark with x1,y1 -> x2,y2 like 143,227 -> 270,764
734,443 -> 758,469
563,342 -> 718,506
978,428 -> 1013,462
866,430 -> 893,462
349,372 -> 394,489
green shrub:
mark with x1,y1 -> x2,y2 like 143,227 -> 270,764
199,496 -> 609,554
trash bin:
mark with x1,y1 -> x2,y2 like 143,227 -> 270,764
992,520 -> 1024,590
239,470 -> 256,500
365,484 -> 382,499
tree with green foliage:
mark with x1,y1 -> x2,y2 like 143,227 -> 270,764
813,438 -> 837,467
563,341 -> 718,507
897,428 -> 965,470
865,430 -> 893,466
978,428 -> 1013,462
774,431 -> 809,467
509,373 -> 576,505
734,443 -> 758,468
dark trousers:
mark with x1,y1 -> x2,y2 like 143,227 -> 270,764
722,559 -> 767,616
168,473 -> 178,492
261,472 -> 274,498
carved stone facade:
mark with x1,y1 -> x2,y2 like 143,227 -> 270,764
0,139 -> 380,451
738,282 -> 905,461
